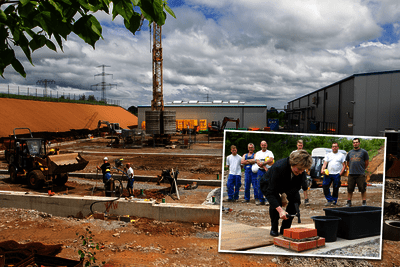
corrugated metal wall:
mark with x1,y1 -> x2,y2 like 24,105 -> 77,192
354,72 -> 400,136
286,70 -> 400,136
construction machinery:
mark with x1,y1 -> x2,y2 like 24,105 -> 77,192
95,120 -> 123,146
208,117 -> 240,133
144,22 -> 177,143
4,128 -> 89,189
96,120 -> 122,135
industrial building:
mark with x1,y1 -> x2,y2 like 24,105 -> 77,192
138,101 -> 267,131
285,70 -> 400,137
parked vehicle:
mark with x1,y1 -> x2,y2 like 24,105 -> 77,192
4,128 -> 89,189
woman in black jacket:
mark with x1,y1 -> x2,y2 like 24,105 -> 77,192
260,150 -> 312,236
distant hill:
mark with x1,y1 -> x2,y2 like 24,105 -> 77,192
0,98 -> 137,138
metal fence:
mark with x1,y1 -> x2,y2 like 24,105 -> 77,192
0,84 -> 121,106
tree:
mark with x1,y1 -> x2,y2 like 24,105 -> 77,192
127,105 -> 138,115
0,0 -> 175,78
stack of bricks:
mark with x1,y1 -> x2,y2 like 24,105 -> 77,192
273,228 -> 325,252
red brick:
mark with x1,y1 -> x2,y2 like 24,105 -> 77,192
291,228 -> 318,240
290,240 -> 317,252
273,236 -> 290,249
317,237 -> 325,247
283,228 -> 294,238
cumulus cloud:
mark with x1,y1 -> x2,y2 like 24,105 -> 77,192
2,0 -> 400,109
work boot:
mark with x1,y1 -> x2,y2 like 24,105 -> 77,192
362,200 -> 367,206
270,222 -> 279,236
346,200 -> 352,207
242,199 -> 250,203
255,199 -> 261,205
270,230 -> 279,237
304,198 -> 310,206
324,201 -> 333,206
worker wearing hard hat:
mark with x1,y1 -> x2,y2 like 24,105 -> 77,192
97,157 -> 112,196
321,142 -> 346,206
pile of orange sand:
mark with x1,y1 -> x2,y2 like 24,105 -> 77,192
0,98 -> 137,138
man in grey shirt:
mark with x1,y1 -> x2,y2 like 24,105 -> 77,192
345,138 -> 369,207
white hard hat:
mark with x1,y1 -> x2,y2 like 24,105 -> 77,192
104,157 -> 108,161
251,163 -> 259,173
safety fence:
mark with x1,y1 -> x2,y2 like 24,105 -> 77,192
0,84 -> 121,106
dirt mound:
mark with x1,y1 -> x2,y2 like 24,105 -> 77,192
387,157 -> 400,178
0,98 -> 137,138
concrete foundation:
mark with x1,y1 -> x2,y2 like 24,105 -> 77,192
0,191 -> 219,224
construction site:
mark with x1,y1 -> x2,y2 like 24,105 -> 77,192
1,21 -> 400,267
0,98 -> 400,266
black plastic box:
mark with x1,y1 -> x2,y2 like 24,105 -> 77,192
323,206 -> 382,240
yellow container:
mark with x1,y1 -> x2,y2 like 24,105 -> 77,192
199,119 -> 207,131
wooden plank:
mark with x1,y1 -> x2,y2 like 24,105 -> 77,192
219,220 -> 274,251
219,220 -> 315,251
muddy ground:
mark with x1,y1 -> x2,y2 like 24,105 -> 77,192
0,135 -> 400,266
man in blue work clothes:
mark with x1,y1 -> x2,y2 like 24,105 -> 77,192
241,143 -> 258,203
255,140 -> 274,205
346,138 -> 369,207
321,142 -> 346,206
226,145 -> 242,202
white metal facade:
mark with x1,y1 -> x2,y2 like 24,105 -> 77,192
138,103 -> 268,130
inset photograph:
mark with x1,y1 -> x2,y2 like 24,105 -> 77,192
218,130 -> 385,260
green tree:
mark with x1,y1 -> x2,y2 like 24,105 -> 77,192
0,0 -> 175,78
127,105 -> 138,116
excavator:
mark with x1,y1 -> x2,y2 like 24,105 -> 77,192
208,117 -> 240,133
95,120 -> 123,146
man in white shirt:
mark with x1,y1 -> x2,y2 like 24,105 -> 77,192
254,140 -> 274,205
321,142 -> 346,206
226,145 -> 242,202
125,163 -> 134,198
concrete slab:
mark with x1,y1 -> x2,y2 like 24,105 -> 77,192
219,219 -> 381,259
0,169 -> 222,186
0,191 -> 219,224
248,235 -> 380,257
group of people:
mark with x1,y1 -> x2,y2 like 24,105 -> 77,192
96,157 -> 135,198
226,138 -> 370,236
226,141 -> 273,205
321,138 -> 369,207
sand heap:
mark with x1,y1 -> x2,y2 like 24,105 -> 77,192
0,98 -> 137,138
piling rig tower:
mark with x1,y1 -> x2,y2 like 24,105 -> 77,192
152,22 -> 164,111
145,22 -> 176,142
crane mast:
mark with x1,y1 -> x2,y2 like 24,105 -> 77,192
152,22 -> 164,111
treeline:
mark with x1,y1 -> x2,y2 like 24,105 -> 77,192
0,93 -> 118,106
224,131 -> 385,161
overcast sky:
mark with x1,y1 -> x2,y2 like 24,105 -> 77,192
2,0 -> 400,109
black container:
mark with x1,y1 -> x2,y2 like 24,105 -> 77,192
324,206 -> 382,240
310,216 -> 342,242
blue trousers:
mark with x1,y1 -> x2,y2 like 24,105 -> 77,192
256,170 -> 267,203
227,174 -> 242,200
244,170 -> 259,201
323,173 -> 341,203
